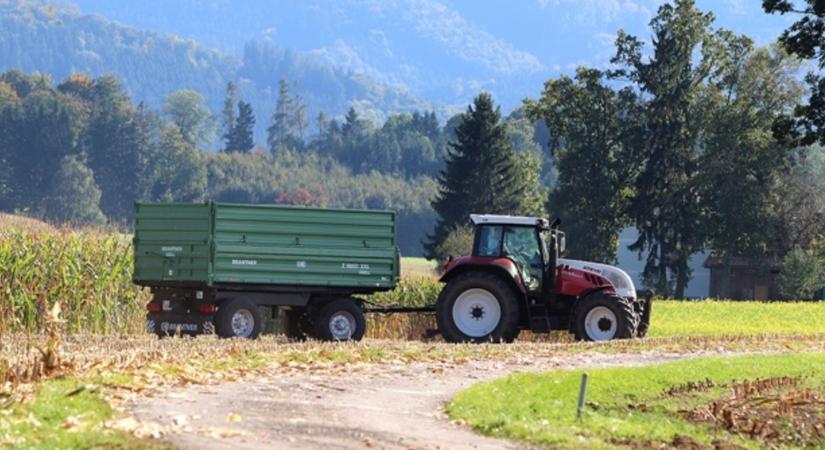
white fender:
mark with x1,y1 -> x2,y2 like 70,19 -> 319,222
558,258 -> 637,301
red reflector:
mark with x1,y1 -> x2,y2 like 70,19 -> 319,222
146,303 -> 161,313
198,304 -> 217,313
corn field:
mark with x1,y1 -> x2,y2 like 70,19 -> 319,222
0,225 -> 149,335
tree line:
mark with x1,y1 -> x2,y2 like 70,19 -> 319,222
0,70 -> 546,256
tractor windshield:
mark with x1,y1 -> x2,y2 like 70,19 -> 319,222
502,226 -> 542,291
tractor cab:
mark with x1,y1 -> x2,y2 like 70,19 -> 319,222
468,214 -> 564,296
436,214 -> 649,343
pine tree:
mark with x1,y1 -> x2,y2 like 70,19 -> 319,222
221,81 -> 237,148
225,101 -> 255,153
425,93 -> 537,258
610,0 -> 716,297
290,83 -> 307,143
267,79 -> 294,152
316,111 -> 328,135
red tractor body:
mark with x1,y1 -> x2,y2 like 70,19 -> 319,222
435,214 -> 650,342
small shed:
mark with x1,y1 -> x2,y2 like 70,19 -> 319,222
703,256 -> 782,300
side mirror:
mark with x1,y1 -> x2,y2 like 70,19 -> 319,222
557,232 -> 566,255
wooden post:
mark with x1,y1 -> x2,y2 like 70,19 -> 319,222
576,373 -> 589,420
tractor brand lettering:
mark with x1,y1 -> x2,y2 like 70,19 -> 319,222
582,265 -> 602,274
232,259 -> 258,265
341,263 -> 370,270
296,261 -> 307,268
162,246 -> 183,252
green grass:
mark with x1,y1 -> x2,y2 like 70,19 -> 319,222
650,300 -> 825,336
447,353 -> 825,449
0,379 -> 167,449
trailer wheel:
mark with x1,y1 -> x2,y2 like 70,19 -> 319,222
215,299 -> 263,339
436,272 -> 521,343
572,291 -> 636,342
314,298 -> 366,341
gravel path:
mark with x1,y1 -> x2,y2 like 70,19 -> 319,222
129,350 -> 712,449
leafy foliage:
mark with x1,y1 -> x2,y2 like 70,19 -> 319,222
764,0 -> 825,145
163,89 -> 215,148
777,246 -> 824,299
525,68 -> 641,263
39,155 -> 106,226
434,225 -> 475,263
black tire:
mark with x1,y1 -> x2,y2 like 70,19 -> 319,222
314,298 -> 366,342
573,291 -> 636,342
215,298 -> 263,339
635,297 -> 652,338
435,272 -> 521,343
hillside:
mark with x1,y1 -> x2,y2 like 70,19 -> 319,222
0,0 -> 439,146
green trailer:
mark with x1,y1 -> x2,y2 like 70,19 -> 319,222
134,201 -> 400,340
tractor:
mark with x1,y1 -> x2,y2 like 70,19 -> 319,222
435,214 -> 651,342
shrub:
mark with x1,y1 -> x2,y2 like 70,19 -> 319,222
777,246 -> 824,300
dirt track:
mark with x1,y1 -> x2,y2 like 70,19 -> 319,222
129,349 -> 719,449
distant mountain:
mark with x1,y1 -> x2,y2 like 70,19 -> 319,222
68,0 -> 794,113
0,0 -> 442,146
68,0 -> 550,109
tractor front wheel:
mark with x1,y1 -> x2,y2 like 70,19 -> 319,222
573,292 -> 636,342
436,272 -> 521,343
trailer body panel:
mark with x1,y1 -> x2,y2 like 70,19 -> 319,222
133,202 -> 399,291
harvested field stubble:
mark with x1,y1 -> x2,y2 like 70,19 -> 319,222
4,332 -> 825,391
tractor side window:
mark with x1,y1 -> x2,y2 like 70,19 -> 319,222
502,226 -> 542,291
476,226 -> 503,257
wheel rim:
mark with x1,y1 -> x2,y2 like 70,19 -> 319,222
584,306 -> 617,341
452,288 -> 501,338
231,309 -> 255,337
329,311 -> 356,340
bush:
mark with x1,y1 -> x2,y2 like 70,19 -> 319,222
433,225 -> 475,263
777,246 -> 824,300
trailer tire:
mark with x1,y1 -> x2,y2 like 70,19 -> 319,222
215,299 -> 263,339
573,291 -> 636,342
436,272 -> 521,343
314,298 -> 366,341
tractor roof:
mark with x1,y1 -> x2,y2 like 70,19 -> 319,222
470,214 -> 548,227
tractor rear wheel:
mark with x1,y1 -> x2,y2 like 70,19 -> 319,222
573,292 -> 636,342
436,272 -> 521,343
